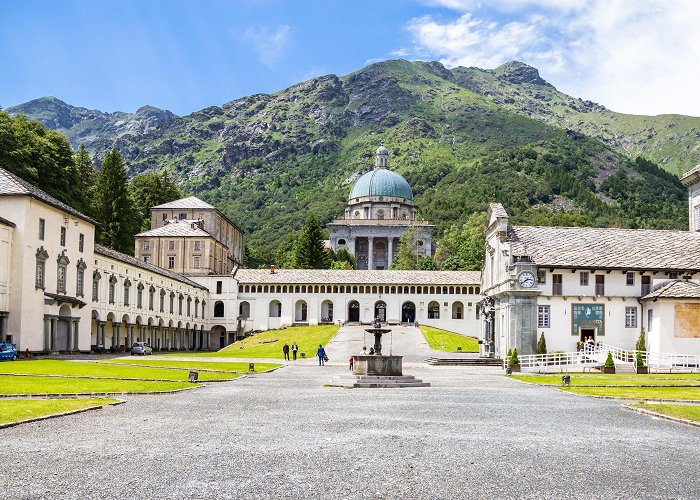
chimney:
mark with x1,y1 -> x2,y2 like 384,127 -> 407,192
269,264 -> 276,274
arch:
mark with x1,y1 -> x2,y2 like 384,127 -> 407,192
401,301 -> 416,323
168,319 -> 174,328
428,301 -> 440,319
359,286 -> 365,294
295,285 -> 300,293
263,285 -> 269,293
475,286 -> 480,294
211,325 -> 227,350
321,300 -> 334,322
239,301 -> 250,319
283,285 -> 288,293
410,286 -> 415,294
372,286 -> 377,294
348,300 -> 360,322
333,285 -> 338,293
452,301 -> 464,320
269,300 -> 282,318
276,285 -> 282,293
442,286 -> 448,294
352,285 -> 358,294
340,286 -> 345,294
390,286 -> 396,294
121,314 -> 130,324
338,238 -> 346,245
430,286 -> 435,294
214,300 -> 225,318
244,285 -> 250,293
374,300 -> 386,322
449,286 -> 454,294
91,309 -> 100,321
295,300 -> 308,322
314,285 -> 319,293
106,312 -> 116,322
468,286 -> 474,294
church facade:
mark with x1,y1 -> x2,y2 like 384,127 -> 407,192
327,146 -> 434,270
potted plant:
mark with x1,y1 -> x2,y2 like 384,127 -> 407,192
635,350 -> 648,374
508,347 -> 521,373
601,351 -> 615,374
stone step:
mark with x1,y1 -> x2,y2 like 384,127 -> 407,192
329,374 -> 431,388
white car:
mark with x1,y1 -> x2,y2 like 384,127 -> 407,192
130,342 -> 153,355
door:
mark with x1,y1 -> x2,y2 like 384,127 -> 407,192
402,302 -> 416,323
580,328 -> 595,343
374,301 -> 386,322
348,301 -> 360,322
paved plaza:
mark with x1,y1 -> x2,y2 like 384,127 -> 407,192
2,328 -> 700,499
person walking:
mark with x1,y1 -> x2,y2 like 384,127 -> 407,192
292,342 -> 298,361
282,343 -> 290,361
349,356 -> 354,371
317,344 -> 327,366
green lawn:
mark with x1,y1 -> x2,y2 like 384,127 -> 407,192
0,360 -> 237,381
632,403 -> 700,423
563,386 -> 700,401
0,398 -> 117,425
102,359 -> 279,373
512,374 -> 700,387
419,326 -> 479,352
164,324 -> 340,359
0,375 -> 196,394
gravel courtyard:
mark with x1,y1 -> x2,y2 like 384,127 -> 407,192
2,352 -> 700,499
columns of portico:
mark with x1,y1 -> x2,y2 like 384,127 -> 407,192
66,318 -> 74,352
44,316 -> 51,351
0,313 -> 7,342
71,318 -> 80,351
50,317 -> 58,351
368,236 -> 375,270
127,324 -> 134,349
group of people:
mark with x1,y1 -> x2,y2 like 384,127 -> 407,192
576,336 -> 596,351
281,342 -> 299,361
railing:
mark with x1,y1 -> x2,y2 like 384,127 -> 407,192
510,348 -> 601,371
596,342 -> 700,372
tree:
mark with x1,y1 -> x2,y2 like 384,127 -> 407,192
96,149 -> 137,254
536,333 -> 547,355
244,242 -> 269,269
129,171 -> 181,231
434,212 -> 486,271
636,328 -> 646,352
291,213 -> 329,269
508,348 -> 520,366
604,351 -> 615,368
74,144 -> 97,217
390,227 -> 421,270
332,247 -> 356,269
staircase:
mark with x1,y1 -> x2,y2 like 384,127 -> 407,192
329,374 -> 431,388
424,356 -> 503,367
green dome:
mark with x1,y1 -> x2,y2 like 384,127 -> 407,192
349,169 -> 413,200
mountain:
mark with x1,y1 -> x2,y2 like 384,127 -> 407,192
450,61 -> 700,176
5,96 -> 177,153
3,60 -> 692,252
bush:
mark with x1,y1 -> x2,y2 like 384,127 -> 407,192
636,329 -> 646,352
636,350 -> 645,368
536,333 -> 547,355
604,351 -> 615,368
509,348 -> 520,366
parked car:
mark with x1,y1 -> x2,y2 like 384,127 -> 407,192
0,342 -> 17,361
130,342 -> 153,356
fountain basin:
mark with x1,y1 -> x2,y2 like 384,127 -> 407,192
352,355 -> 402,376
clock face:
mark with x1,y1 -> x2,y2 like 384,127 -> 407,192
518,271 -> 535,288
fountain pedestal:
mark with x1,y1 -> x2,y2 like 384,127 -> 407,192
352,355 -> 402,376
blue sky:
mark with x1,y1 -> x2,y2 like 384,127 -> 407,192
2,0 -> 698,116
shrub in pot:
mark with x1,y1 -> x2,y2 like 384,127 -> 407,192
601,351 -> 615,374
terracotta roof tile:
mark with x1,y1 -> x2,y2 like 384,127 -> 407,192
135,220 -> 212,238
642,280 -> 700,300
234,268 -> 481,286
151,196 -> 215,210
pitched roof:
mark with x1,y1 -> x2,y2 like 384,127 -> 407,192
234,269 -> 481,286
509,225 -> 700,271
642,280 -> 700,300
94,244 -> 208,290
151,196 -> 215,210
0,167 -> 97,225
135,220 -> 212,238
680,164 -> 700,186
489,202 -> 509,219
0,216 -> 15,227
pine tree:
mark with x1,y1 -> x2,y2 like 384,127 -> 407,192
129,171 -> 181,231
536,333 -> 547,355
96,149 -> 137,254
74,144 -> 97,217
292,213 -> 329,269
636,328 -> 646,352
390,227 -> 420,270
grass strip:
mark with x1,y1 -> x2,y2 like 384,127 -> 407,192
0,375 -> 195,395
0,360 -> 235,381
512,374 -> 700,387
0,398 -> 117,425
562,386 -> 700,401
630,403 -> 700,423
164,324 -> 340,359
102,359 -> 279,373
419,325 -> 479,353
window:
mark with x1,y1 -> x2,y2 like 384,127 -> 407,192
641,275 -> 651,296
79,233 -> 84,253
143,241 -> 150,250
76,259 -> 86,297
137,283 -> 144,309
626,272 -> 635,286
179,213 -> 187,220
109,276 -> 117,304
56,252 -> 69,293
538,305 -> 550,328
214,301 -> 224,317
648,309 -> 654,331
580,272 -> 589,286
187,296 -> 191,316
178,295 -> 183,315
669,272 -> 679,279
216,281 -> 223,294
595,275 -> 605,296
428,301 -> 440,319
193,256 -> 200,269
149,286 -> 155,311
625,306 -> 638,328
168,256 -> 175,269
537,270 -> 546,284
123,279 -> 131,306
35,247 -> 49,289
143,256 -> 150,264
552,274 -> 563,296
92,270 -> 101,301
160,289 -> 165,312
38,218 -> 45,240
162,213 -> 167,221
60,226 -> 66,247
168,241 -> 175,250
194,241 -> 201,251
170,292 -> 175,314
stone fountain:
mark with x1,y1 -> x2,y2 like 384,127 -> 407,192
333,318 -> 430,388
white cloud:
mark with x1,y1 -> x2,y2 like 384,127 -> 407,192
409,1 -> 700,116
242,24 -> 291,68
391,48 -> 410,57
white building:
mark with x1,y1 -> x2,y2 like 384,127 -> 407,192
481,202 -> 700,358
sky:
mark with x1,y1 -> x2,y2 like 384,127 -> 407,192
1,0 -> 699,117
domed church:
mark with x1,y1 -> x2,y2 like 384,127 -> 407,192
328,146 -> 434,270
